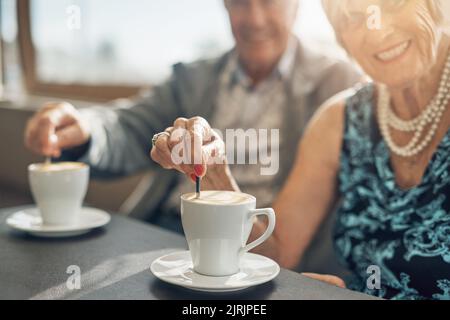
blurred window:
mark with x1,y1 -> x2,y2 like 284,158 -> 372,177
30,0 -> 233,86
1,0 -> 24,97
19,0 -> 341,99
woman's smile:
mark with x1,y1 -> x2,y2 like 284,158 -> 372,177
374,40 -> 412,63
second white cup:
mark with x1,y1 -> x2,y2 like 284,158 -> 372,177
28,162 -> 89,226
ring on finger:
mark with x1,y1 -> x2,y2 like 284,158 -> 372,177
152,132 -> 171,148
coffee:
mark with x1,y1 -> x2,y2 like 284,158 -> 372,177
182,191 -> 254,205
30,162 -> 87,173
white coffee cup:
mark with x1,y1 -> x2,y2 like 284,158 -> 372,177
28,162 -> 89,226
181,190 -> 276,277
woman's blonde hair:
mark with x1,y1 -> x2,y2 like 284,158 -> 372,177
322,0 -> 450,45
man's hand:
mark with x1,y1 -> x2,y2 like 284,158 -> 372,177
24,102 -> 91,158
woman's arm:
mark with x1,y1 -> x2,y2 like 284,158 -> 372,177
250,92 -> 351,269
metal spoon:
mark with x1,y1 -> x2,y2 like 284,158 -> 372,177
196,176 -> 200,198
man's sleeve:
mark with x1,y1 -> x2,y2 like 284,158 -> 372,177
71,77 -> 184,178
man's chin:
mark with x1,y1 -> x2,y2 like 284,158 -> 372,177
242,39 -> 275,51
240,49 -> 279,67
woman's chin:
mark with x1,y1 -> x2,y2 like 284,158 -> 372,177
373,70 -> 425,90
378,79 -> 415,90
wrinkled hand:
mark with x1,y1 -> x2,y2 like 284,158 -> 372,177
24,102 -> 91,158
302,273 -> 346,288
150,117 -> 225,182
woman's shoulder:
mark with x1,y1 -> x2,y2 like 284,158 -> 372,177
300,88 -> 355,170
313,82 -> 374,134
301,83 -> 375,169
309,83 -> 371,130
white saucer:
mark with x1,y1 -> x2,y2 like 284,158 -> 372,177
151,251 -> 280,293
6,207 -> 111,238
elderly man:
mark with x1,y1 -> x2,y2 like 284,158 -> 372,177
25,0 -> 360,233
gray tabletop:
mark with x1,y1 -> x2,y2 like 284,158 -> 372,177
0,206 -> 378,300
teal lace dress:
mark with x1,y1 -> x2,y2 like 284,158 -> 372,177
334,84 -> 450,300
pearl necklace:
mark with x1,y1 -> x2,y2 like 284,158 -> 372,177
378,54 -> 450,157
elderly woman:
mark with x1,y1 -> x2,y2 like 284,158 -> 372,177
151,0 -> 450,299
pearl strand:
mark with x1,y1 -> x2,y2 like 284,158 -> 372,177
387,53 -> 450,132
377,55 -> 450,158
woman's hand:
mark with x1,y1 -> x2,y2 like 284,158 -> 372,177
150,116 -> 239,191
302,273 -> 346,288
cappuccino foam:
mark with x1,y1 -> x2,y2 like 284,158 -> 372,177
183,191 -> 254,205
30,162 -> 87,172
